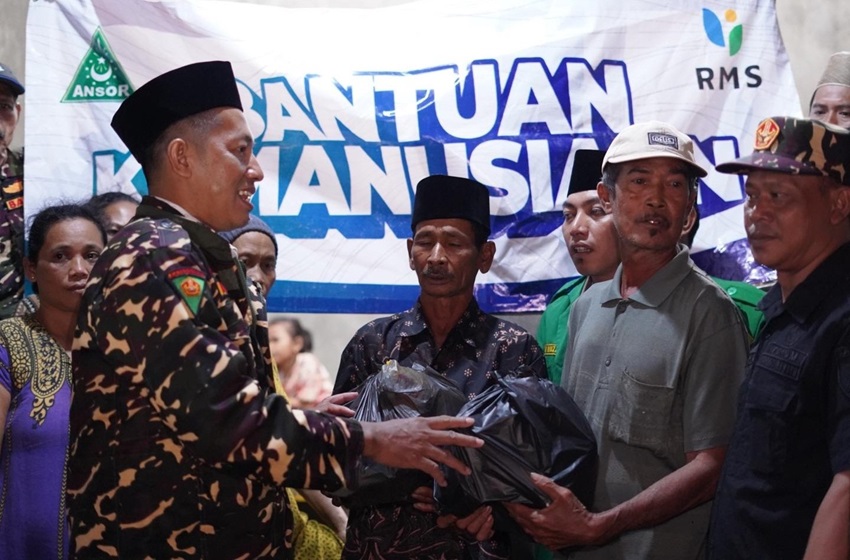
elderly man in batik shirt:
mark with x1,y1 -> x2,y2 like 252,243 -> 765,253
335,174 -> 548,560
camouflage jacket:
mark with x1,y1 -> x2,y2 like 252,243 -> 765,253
68,197 -> 364,559
0,149 -> 24,319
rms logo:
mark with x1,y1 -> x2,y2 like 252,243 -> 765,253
696,8 -> 761,90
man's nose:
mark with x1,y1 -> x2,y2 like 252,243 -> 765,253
428,243 -> 447,262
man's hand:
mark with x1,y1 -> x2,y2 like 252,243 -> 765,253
437,505 -> 495,542
410,485 -> 495,542
313,392 -> 357,417
361,416 -> 482,487
503,473 -> 605,550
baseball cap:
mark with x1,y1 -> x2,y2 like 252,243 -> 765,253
602,121 -> 708,177
716,116 -> 850,186
0,62 -> 24,96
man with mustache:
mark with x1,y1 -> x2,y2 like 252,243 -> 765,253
537,149 -> 620,386
0,62 -> 25,318
506,121 -> 749,559
334,174 -> 548,559
708,117 -> 850,560
67,62 -> 483,559
810,51 -> 850,129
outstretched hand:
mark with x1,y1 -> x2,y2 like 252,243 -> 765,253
361,415 -> 482,487
314,392 -> 357,417
503,473 -> 602,550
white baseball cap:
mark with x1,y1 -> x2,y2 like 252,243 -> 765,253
602,121 -> 707,177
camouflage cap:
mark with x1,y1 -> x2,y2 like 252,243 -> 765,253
716,116 -> 850,186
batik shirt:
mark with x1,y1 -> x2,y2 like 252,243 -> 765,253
335,299 -> 547,560
0,149 -> 24,319
68,197 -> 364,559
0,315 -> 72,560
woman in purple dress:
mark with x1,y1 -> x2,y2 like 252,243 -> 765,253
0,204 -> 106,559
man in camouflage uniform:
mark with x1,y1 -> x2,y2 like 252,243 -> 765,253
67,61 -> 481,559
709,117 -> 850,559
0,62 -> 25,318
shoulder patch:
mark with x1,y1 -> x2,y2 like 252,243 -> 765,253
167,268 -> 206,315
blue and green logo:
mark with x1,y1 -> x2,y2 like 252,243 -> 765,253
703,8 -> 743,56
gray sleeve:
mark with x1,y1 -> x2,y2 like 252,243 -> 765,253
681,289 -> 749,452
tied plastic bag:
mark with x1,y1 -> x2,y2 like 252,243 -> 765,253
330,360 -> 467,507
434,374 -> 597,528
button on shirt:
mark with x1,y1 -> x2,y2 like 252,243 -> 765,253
709,242 -> 850,560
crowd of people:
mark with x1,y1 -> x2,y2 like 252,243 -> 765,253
0,47 -> 848,560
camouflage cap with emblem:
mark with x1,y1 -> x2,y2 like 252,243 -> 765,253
716,116 -> 850,186
602,121 -> 708,177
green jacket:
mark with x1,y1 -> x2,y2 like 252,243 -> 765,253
712,276 -> 766,341
536,276 -> 587,385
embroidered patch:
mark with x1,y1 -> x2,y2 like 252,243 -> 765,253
754,118 -> 780,151
647,132 -> 678,149
2,179 -> 22,195
543,343 -> 557,357
5,195 -> 22,210
167,268 -> 206,315
167,267 -> 205,281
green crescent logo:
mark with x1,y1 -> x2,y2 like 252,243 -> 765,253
62,28 -> 134,103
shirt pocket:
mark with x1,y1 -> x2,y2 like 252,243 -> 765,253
608,368 -> 678,458
742,342 -> 806,474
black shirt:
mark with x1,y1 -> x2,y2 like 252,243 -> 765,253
708,242 -> 850,559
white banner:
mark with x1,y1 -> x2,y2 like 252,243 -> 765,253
25,0 -> 800,312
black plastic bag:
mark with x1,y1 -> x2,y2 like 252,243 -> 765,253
330,360 -> 467,507
434,374 -> 597,526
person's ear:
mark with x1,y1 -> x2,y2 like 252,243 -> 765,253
165,138 -> 192,178
598,182 -> 613,207
407,238 -> 415,271
682,206 -> 698,236
478,241 -> 496,273
830,184 -> 850,225
23,256 -> 36,284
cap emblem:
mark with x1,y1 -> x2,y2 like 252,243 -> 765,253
754,118 -> 780,151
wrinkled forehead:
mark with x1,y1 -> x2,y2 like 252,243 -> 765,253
413,218 -> 476,238
811,84 -> 850,106
744,169 -> 828,190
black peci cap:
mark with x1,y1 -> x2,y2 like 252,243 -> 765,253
110,61 -> 243,163
411,175 -> 491,236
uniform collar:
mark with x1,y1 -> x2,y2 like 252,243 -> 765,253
602,244 -> 692,307
760,242 -> 850,324
399,298 -> 486,348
